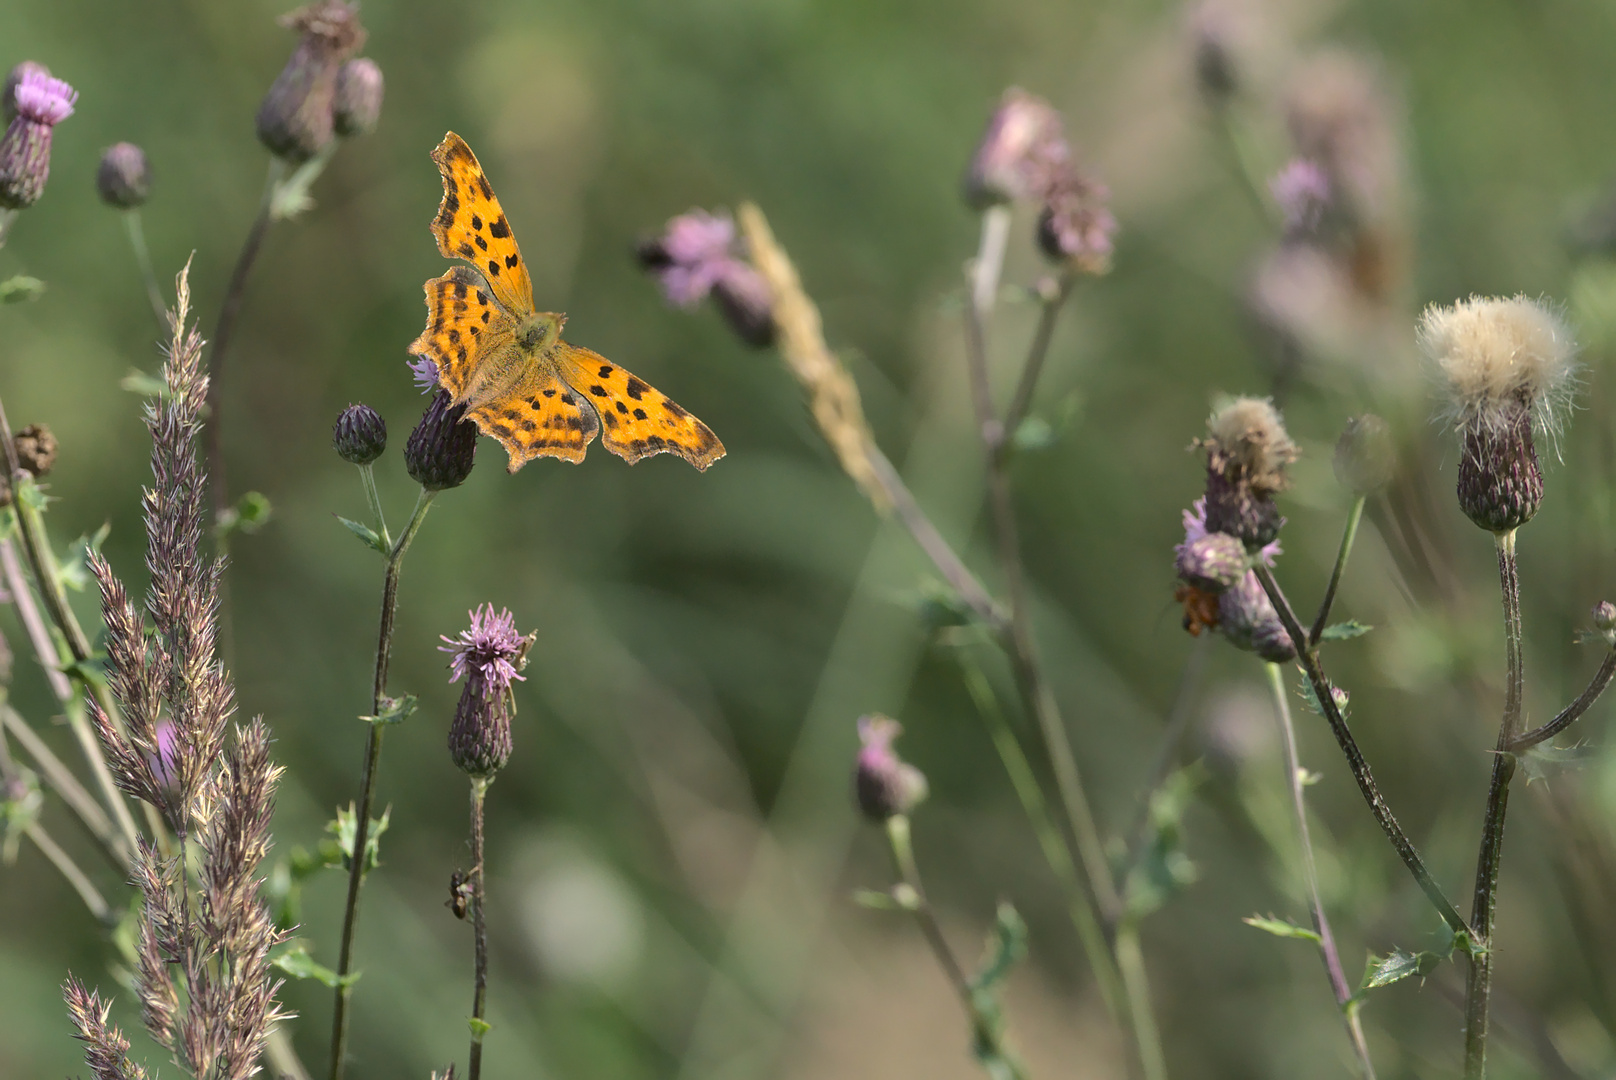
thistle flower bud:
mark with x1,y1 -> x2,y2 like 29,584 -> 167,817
962,88 -> 1069,209
854,715 -> 928,822
1175,531 -> 1248,593
332,57 -> 383,137
12,423 -> 56,478
255,0 -> 366,163
1420,295 -> 1577,533
1594,601 -> 1616,634
332,403 -> 386,465
2,62 -> 51,123
405,391 -> 478,491
0,68 -> 75,211
441,606 -> 533,778
1333,414 -> 1394,495
1217,573 -> 1296,663
1199,397 -> 1297,549
1036,172 -> 1117,274
637,210 -> 775,348
95,142 -> 150,209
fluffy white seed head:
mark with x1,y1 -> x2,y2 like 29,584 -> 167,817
1205,396 -> 1298,490
1420,295 -> 1578,442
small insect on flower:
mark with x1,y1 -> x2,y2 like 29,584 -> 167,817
1175,582 -> 1221,636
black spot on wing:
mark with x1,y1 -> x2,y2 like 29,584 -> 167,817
625,377 -> 647,400
505,253 -> 520,269
487,259 -> 501,278
488,216 -> 510,239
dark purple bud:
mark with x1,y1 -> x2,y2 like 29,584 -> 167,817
962,87 -> 1070,209
440,605 -> 533,777
0,69 -> 75,211
333,403 -> 386,465
12,423 -> 56,478
1175,531 -> 1247,593
854,715 -> 928,822
255,0 -> 367,163
1190,5 -> 1239,105
96,142 -> 150,209
332,57 -> 383,137
404,390 -> 478,491
1456,400 -> 1542,534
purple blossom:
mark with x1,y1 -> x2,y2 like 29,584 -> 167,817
12,69 -> 75,125
638,209 -> 775,347
963,87 -> 1071,208
408,353 -> 440,394
854,715 -> 927,821
1178,497 -> 1281,567
1269,158 -> 1331,233
440,604 -> 530,694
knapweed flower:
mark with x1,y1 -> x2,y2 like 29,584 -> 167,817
0,67 -> 75,210
962,87 -> 1069,209
1419,295 -> 1577,533
854,715 -> 928,822
441,605 -> 534,777
637,209 -> 774,347
332,57 -> 383,137
1269,158 -> 1331,235
1198,397 -> 1298,549
404,390 -> 478,491
255,0 -> 367,163
95,142 -> 150,209
332,403 -> 386,465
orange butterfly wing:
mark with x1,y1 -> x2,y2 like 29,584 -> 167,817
552,344 -> 726,471
428,132 -> 535,317
409,266 -> 515,399
467,371 -> 601,471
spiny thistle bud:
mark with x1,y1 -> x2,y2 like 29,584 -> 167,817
95,142 -> 150,208
332,403 -> 386,465
962,88 -> 1069,209
0,68 -> 75,210
404,390 -> 478,491
1419,295 -> 1577,534
332,57 -> 383,137
1036,170 -> 1117,274
255,0 -> 366,163
637,210 -> 774,347
2,62 -> 51,124
853,715 -> 928,822
1333,413 -> 1394,495
13,423 -> 57,478
1198,397 -> 1298,549
440,606 -> 534,778
1217,573 -> 1296,663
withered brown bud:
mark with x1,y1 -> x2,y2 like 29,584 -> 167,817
14,423 -> 57,477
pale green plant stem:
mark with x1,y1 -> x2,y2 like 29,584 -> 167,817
1310,496 -> 1366,646
0,702 -> 123,870
359,463 -> 391,549
1464,529 -> 1525,1079
122,209 -> 167,327
1265,663 -> 1376,1078
468,775 -> 491,1080
329,488 -> 437,1080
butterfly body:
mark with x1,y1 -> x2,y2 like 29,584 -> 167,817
409,132 -> 725,473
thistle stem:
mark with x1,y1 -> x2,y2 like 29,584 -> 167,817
468,776 -> 492,1080
328,489 -> 437,1080
1265,662 -> 1376,1078
1464,529 -> 1525,1079
122,209 -> 168,328
358,463 -> 391,550
1309,496 -> 1366,647
999,271 -> 1077,450
1509,647 -> 1616,751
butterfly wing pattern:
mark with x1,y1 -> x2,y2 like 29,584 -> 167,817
413,131 -> 726,473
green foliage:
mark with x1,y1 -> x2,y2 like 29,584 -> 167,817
336,514 -> 389,555
1318,620 -> 1373,642
1519,741 -> 1595,785
55,523 -> 110,593
1359,946 -> 1445,991
215,491 -> 272,539
329,805 -> 390,875
1242,914 -> 1321,945
0,275 -> 44,304
361,694 -> 417,727
272,942 -> 360,989
1123,765 -> 1202,921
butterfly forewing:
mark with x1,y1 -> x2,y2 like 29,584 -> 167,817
429,132 -> 535,317
409,267 -> 518,400
553,344 -> 726,471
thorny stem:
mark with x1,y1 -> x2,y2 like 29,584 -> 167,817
468,776 -> 492,1080
122,210 -> 168,328
1465,530 -> 1525,1079
884,814 -> 1028,1080
1509,648 -> 1616,751
329,489 -> 437,1080
1265,663 -> 1376,1079
1310,496 -> 1366,647
956,652 -> 1126,1023
1251,563 -> 1469,936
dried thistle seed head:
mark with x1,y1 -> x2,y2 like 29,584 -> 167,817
1333,413 -> 1394,495
1199,396 -> 1297,548
962,87 -> 1070,209
440,605 -> 533,777
404,390 -> 477,490
13,422 -> 57,477
853,714 -> 928,822
96,142 -> 150,208
0,68 -> 75,211
332,57 -> 383,137
638,209 -> 775,347
332,402 -> 386,465
1420,295 -> 1577,532
255,0 -> 366,163
1217,572 -> 1296,663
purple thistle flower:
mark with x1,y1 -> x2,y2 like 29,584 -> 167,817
441,605 -> 530,692
408,353 -> 440,393
1178,497 -> 1281,567
12,68 -> 75,125
1269,158 -> 1331,234
962,87 -> 1071,209
0,68 -> 75,211
638,209 -> 774,347
440,605 -> 534,777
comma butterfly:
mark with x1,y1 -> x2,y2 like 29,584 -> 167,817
408,132 -> 725,472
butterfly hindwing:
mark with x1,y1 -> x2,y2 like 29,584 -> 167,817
470,370 -> 601,472
408,267 -> 517,400
429,132 -> 535,317
552,344 -> 726,471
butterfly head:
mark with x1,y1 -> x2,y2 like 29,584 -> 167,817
517,311 -> 566,353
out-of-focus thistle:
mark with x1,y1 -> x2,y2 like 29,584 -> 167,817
1197,396 -> 1298,549
256,0 -> 367,163
854,714 -> 928,822
96,142 -> 150,209
441,605 -> 534,778
405,390 -> 478,491
0,65 -> 76,211
1420,295 -> 1578,533
638,210 -> 775,347
1269,158 -> 1331,238
68,265 -> 290,1080
1174,498 -> 1294,662
332,57 -> 384,138
1189,2 -> 1239,106
1036,170 -> 1117,274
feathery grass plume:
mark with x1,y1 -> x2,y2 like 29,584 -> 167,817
256,0 -> 367,163
854,715 -> 928,822
1420,295 -> 1578,532
74,264 -> 291,1080
64,976 -> 151,1080
1197,396 -> 1298,548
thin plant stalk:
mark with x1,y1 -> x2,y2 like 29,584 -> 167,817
122,209 -> 167,327
1310,495 -> 1366,646
884,813 -> 1028,1080
467,776 -> 492,1080
1252,563 -> 1469,936
328,488 -> 438,1080
1112,926 -> 1166,1080
1265,662 -> 1376,1079
1509,647 -> 1616,751
358,463 -> 391,549
1000,271 -> 1077,448
0,703 -> 126,872
1464,528 -> 1525,1079
1122,633 -> 1214,869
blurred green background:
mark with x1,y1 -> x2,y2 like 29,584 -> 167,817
8,0 -> 1616,1077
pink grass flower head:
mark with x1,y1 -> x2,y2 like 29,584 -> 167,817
638,209 -> 774,347
0,66 -> 76,210
441,605 -> 535,777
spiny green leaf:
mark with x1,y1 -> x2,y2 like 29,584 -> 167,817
335,515 -> 388,555
1519,741 -> 1595,785
1242,914 -> 1321,944
468,1017 -> 492,1038
360,694 -> 417,727
1319,620 -> 1373,641
1361,947 -> 1445,990
329,805 -> 390,873
1298,678 -> 1349,718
